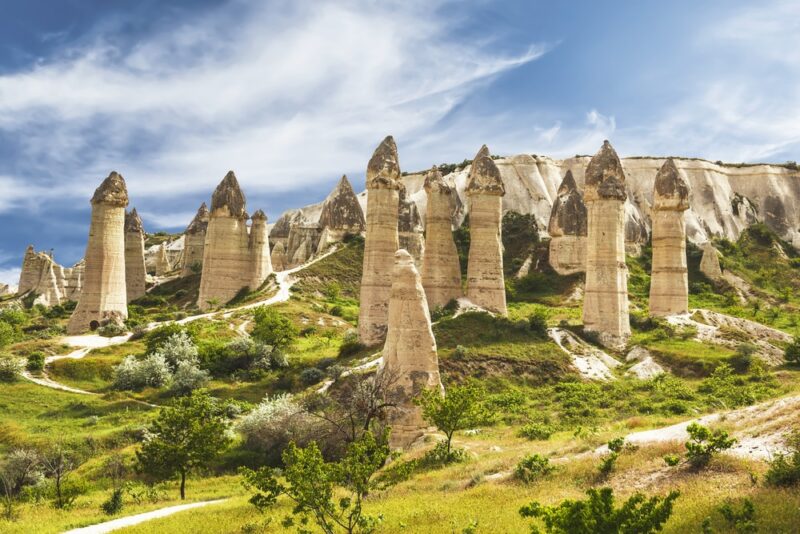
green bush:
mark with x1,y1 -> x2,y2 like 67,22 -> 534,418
663,454 -> 680,467
764,429 -> 800,487
145,324 -> 195,354
26,352 -> 45,372
515,454 -> 555,483
0,357 -> 23,382
251,308 -> 297,349
714,498 -> 757,534
100,488 -> 124,515
685,422 -> 736,469
518,422 -> 555,441
98,323 -> 127,338
0,320 -> 18,348
784,339 -> 800,365
299,367 -> 324,385
419,440 -> 467,468
338,330 -> 364,357
528,310 -> 549,338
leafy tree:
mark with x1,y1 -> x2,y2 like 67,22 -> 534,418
520,487 -> 679,534
0,320 -> 17,348
0,448 -> 41,520
251,307 -> 297,349
241,430 -> 390,534
685,422 -> 736,469
416,382 -> 487,456
136,391 -> 231,499
40,443 -> 83,509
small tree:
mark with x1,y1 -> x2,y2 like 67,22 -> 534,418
520,487 -> 679,534
136,391 -> 231,499
0,448 -> 41,520
40,443 -> 82,509
251,307 -> 297,349
416,382 -> 487,456
685,422 -> 736,469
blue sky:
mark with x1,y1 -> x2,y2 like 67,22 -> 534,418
0,0 -> 797,284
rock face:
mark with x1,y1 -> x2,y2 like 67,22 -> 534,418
548,170 -> 588,275
420,167 -> 462,310
359,136 -> 402,346
465,145 -> 507,314
700,242 -> 723,280
17,246 -> 64,307
198,171 -> 272,309
380,249 -> 443,449
181,202 -> 209,277
398,185 -> 425,265
582,141 -> 630,348
285,220 -> 322,268
124,209 -> 147,302
67,172 -> 129,333
271,241 -> 288,272
650,159 -> 691,316
155,243 -> 172,276
317,175 -> 366,242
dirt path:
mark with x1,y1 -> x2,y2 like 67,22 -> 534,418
62,499 -> 229,534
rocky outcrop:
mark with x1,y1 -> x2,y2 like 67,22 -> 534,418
547,170 -> 587,275
249,210 -> 272,289
398,185 -> 425,265
380,249 -> 443,449
582,141 -> 630,348
359,136 -> 402,346
285,219 -> 322,268
317,175 -> 365,242
421,167 -> 462,310
124,209 -> 147,302
465,145 -> 507,315
63,260 -> 84,301
67,172 -> 129,333
650,159 -> 691,316
181,202 -> 209,277
17,246 -> 63,307
155,243 -> 172,276
0,284 -> 10,297
270,241 -> 288,272
700,242 -> 723,280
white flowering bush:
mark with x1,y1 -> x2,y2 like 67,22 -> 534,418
237,394 -> 317,458
170,360 -> 209,394
0,357 -> 24,382
154,332 -> 198,369
113,354 -> 171,390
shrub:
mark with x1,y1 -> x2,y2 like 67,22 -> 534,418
0,321 -> 17,348
145,324 -> 194,354
699,363 -> 776,409
528,310 -> 549,338
419,440 -> 467,468
26,352 -> 45,372
100,488 -> 124,515
598,437 -> 629,478
113,354 -> 171,390
515,454 -> 555,483
716,498 -> 757,534
416,382 -> 488,456
237,394 -> 318,463
98,323 -> 127,338
170,361 -> 209,395
663,454 -> 680,467
338,329 -> 364,357
430,299 -> 459,322
520,487 -> 679,534
251,308 -> 297,349
270,349 -> 289,368
764,429 -> 800,487
518,422 -> 555,441
728,343 -> 757,373
154,332 -> 198,370
300,367 -> 325,385
785,339 -> 800,365
685,422 -> 736,469
452,345 -> 469,360
0,357 -> 24,382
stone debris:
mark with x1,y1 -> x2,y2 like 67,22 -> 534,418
124,209 -> 147,302
421,166 -> 462,310
181,202 -> 209,277
465,145 -> 507,315
67,172 -> 129,333
700,241 -> 723,280
649,159 -> 691,316
358,136 -> 402,346
548,170 -> 587,275
548,328 -> 621,381
380,249 -> 444,449
582,141 -> 631,348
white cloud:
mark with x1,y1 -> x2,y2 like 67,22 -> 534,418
0,267 -> 20,288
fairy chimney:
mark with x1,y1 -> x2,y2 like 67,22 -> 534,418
582,141 -> 630,348
271,241 -> 288,272
380,249 -> 444,449
700,241 -> 723,280
318,175 -> 366,242
249,209 -> 273,290
155,242 -> 172,276
398,185 -> 425,265
124,208 -> 147,302
358,136 -> 402,346
465,145 -> 507,315
17,245 -> 64,307
547,171 -> 588,275
67,172 -> 129,333
421,166 -> 462,309
649,159 -> 691,317
181,202 -> 209,277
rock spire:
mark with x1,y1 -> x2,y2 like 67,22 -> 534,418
398,185 -> 425,264
318,175 -> 366,235
421,166 -> 462,309
248,209 -> 272,289
700,241 -> 722,280
547,171 -> 588,275
181,202 -> 209,277
155,242 -> 172,276
124,209 -> 147,302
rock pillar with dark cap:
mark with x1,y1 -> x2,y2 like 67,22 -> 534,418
358,136 -> 402,346
649,158 -> 691,316
124,208 -> 147,302
248,209 -> 273,289
181,202 -> 209,277
548,170 -> 588,275
67,172 -> 129,333
380,249 -> 443,449
465,145 -> 507,314
582,141 -> 630,347
421,166 -> 462,309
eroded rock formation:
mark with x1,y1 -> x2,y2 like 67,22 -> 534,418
649,159 -> 691,316
359,136 -> 402,346
317,175 -> 365,243
249,209 -> 272,289
465,145 -> 507,314
398,185 -> 425,265
182,202 -> 209,277
18,246 -> 63,307
155,243 -> 172,276
380,249 -> 443,449
548,170 -> 588,275
421,167 -> 462,309
67,172 -> 129,333
124,209 -> 147,302
285,219 -> 322,268
700,242 -> 723,280
582,141 -> 630,348
271,241 -> 288,272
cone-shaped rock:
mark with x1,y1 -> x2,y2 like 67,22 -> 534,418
359,136 -> 402,345
582,141 -> 630,347
398,184 -> 425,264
155,242 -> 172,276
67,172 -> 129,333
248,209 -> 273,289
700,241 -> 723,280
465,145 -> 507,314
271,241 -> 287,271
380,249 -> 443,449
548,171 -> 588,275
181,202 -> 209,277
210,171 -> 246,217
318,175 -> 366,235
17,245 -> 64,307
649,159 -> 691,316
124,209 -> 147,302
421,167 -> 462,309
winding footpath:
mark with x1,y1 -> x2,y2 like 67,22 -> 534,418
62,499 -> 228,534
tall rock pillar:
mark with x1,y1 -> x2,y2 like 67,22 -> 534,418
465,145 -> 507,315
181,202 -> 209,277
421,166 -> 462,309
380,249 -> 443,449
248,209 -> 273,290
358,136 -> 401,346
155,243 -> 172,276
124,208 -> 147,302
582,141 -> 630,348
198,171 -> 251,309
67,172 -> 129,333
649,159 -> 691,316
547,171 -> 588,275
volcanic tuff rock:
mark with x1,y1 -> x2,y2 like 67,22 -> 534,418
700,242 -> 723,280
124,209 -> 147,302
182,202 -> 209,277
18,246 -> 64,307
465,145 -> 507,315
270,241 -> 287,271
649,159 -> 691,316
248,209 -> 272,289
285,219 -> 322,268
67,172 -> 129,333
155,242 -> 172,276
359,136 -> 402,345
398,184 -> 425,265
582,142 -> 630,348
380,249 -> 443,449
548,170 -> 588,275
317,175 -> 366,235
421,167 -> 462,309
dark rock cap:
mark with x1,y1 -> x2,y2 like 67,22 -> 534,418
91,171 -> 129,207
424,166 -> 451,195
186,202 -> 209,234
366,136 -> 401,189
654,158 -> 690,209
548,171 -> 587,237
251,209 -> 267,221
584,141 -> 627,201
557,170 -> 579,196
210,171 -> 247,217
466,145 -> 505,196
318,175 -> 366,231
125,208 -> 144,233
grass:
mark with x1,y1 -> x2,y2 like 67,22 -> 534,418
293,238 -> 364,298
